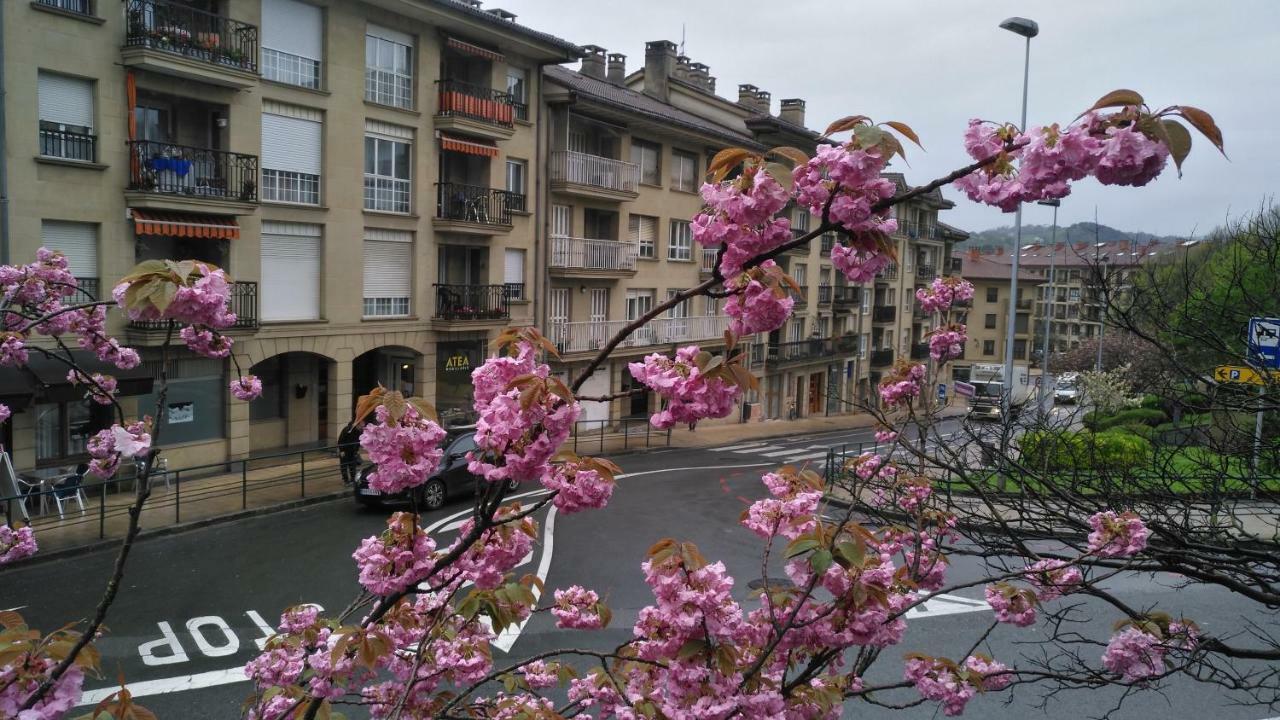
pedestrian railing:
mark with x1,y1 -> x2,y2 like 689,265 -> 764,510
570,418 -> 671,455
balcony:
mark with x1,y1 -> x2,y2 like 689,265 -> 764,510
700,248 -> 718,275
549,151 -> 639,202
820,235 -> 835,255
817,285 -> 833,306
792,288 -> 808,309
872,306 -> 896,323
549,236 -> 638,278
126,140 -> 258,213
870,348 -> 895,366
435,79 -> 516,140
898,220 -> 939,240
876,263 -> 898,281
39,127 -> 97,165
1016,297 -> 1034,310
433,284 -> 511,326
123,0 -> 259,88
916,265 -> 936,279
910,342 -> 929,360
768,337 -> 837,366
435,182 -> 517,235
832,286 -> 861,307
550,316 -> 731,356
129,281 -> 257,335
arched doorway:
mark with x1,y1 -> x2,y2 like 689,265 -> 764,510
353,345 -> 422,408
248,352 -> 334,453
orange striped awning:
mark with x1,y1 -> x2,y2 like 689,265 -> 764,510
131,209 -> 240,240
446,37 -> 504,62
440,135 -> 499,157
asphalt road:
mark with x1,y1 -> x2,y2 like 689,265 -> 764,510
2,419 -> 1274,719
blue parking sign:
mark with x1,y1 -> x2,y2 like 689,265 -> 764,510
1248,317 -> 1280,369
937,383 -> 947,400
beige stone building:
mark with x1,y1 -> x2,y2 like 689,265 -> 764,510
952,250 -> 1043,383
3,0 -> 577,471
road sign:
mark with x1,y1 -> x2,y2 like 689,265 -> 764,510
1248,317 -> 1280,369
1214,365 -> 1280,385
954,380 -> 975,398
937,383 -> 947,400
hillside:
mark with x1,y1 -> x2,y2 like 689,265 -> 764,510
962,222 -> 1185,250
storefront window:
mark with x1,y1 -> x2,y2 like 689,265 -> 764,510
35,401 -> 96,464
135,357 -> 225,445
250,356 -> 284,421
436,341 -> 483,422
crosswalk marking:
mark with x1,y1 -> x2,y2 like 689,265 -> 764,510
709,441 -> 771,452
760,445 -> 826,457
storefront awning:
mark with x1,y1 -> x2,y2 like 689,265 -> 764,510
446,37 -> 504,62
0,350 -> 156,409
131,210 -> 240,240
440,135 -> 498,157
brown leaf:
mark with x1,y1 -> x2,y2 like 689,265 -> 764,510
706,147 -> 756,183
0,610 -> 24,630
883,121 -> 924,150
878,133 -> 908,167
1176,106 -> 1226,157
822,114 -> 871,137
765,146 -> 810,167
1087,89 -> 1145,114
1159,118 -> 1193,175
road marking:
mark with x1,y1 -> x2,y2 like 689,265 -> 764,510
760,445 -> 826,458
778,451 -> 828,463
80,667 -> 246,705
709,442 -> 770,452
905,593 -> 991,619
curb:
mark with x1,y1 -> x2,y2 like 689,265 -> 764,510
821,491 -> 1091,544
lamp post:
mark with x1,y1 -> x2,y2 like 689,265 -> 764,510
1037,198 -> 1060,412
999,16 -> 1038,423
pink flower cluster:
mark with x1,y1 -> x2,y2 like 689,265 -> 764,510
541,459 -> 614,514
0,404 -> 9,425
230,375 -> 263,401
0,656 -> 84,720
452,507 -> 537,589
741,471 -> 821,540
1102,627 -> 1165,682
68,306 -> 141,371
904,655 -> 1012,716
0,524 -> 37,564
793,143 -> 898,282
915,276 -> 975,314
878,363 -> 926,407
114,262 -> 237,329
929,325 -> 968,362
469,341 -> 580,485
692,170 -> 793,278
551,585 -> 605,629
66,370 -> 118,405
875,429 -> 898,443
724,261 -> 795,336
1024,559 -> 1083,602
180,326 -> 233,358
628,345 -> 741,429
1093,124 -> 1170,187
352,512 -> 437,596
358,404 -> 447,495
1087,510 -> 1149,558
0,335 -> 27,367
86,419 -> 152,478
984,583 -> 1038,627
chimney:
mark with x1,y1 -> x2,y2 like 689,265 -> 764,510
580,45 -> 606,80
643,40 -> 677,101
706,75 -> 716,92
779,98 -> 805,126
754,89 -> 772,115
486,8 -> 517,21
738,83 -> 759,108
606,53 -> 626,85
968,246 -> 981,260
688,62 -> 710,89
458,0 -> 482,7
674,55 -> 691,81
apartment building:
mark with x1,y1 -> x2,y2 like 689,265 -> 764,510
4,0 -> 578,471
952,250 -> 1044,383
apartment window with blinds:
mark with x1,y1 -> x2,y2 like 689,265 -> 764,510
262,104 -> 321,205
631,139 -> 661,186
364,129 -> 411,213
506,159 -> 526,197
365,26 -> 413,109
630,215 -> 657,259
817,315 -> 830,337
34,0 -> 92,15
794,263 -> 808,286
261,0 -> 323,89
503,249 -> 525,300
668,220 -> 692,261
363,230 -> 412,317
41,221 -> 98,298
671,150 -> 698,192
261,222 -> 321,322
38,71 -> 95,162
506,68 -> 528,120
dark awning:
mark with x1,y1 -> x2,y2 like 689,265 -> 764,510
1,350 -> 155,407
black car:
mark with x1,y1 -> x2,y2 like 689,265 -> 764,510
353,430 -> 519,510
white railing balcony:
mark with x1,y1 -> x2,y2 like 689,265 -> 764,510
700,247 -> 718,274
549,236 -> 638,272
550,150 -> 639,194
550,315 -> 732,354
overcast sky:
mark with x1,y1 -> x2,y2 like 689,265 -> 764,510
501,0 -> 1277,237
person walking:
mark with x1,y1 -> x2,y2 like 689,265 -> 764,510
338,419 -> 363,485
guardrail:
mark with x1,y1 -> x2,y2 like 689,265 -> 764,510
550,315 -> 730,354
569,418 -> 672,454
436,79 -> 515,127
124,0 -> 258,73
549,236 -> 638,271
130,281 -> 257,330
128,139 -> 259,202
550,151 -> 639,194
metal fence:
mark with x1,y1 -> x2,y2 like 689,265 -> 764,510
569,418 -> 671,455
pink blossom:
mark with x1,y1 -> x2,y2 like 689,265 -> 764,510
905,655 -> 1011,716
352,512 -> 437,596
724,263 -> 795,336
916,276 -> 975,314
0,404 -> 10,425
452,507 -> 537,590
1087,510 -> 1149,558
628,345 -> 742,429
551,585 -> 605,629
1102,627 -> 1166,682
86,418 -> 152,477
929,326 -> 967,362
1094,124 -> 1170,187
181,325 -> 233,358
984,583 -> 1038,627
878,362 -> 926,407
230,375 -> 263,401
693,171 -> 793,278
0,335 -> 27,366
67,370 -> 118,405
741,490 -> 821,540
0,657 -> 83,720
115,262 -> 237,328
875,429 -> 898,443
830,234 -> 894,283
520,660 -> 559,689
0,525 -> 37,564
359,404 -> 447,495
1024,559 -> 1084,601
541,460 -> 614,513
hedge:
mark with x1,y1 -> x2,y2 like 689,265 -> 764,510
1020,429 -> 1152,470
1087,408 -> 1169,431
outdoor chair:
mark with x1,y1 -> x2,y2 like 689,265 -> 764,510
51,467 -> 87,519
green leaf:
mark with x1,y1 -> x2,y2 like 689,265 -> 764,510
677,639 -> 707,661
852,124 -> 885,149
784,536 -> 820,558
1086,89 -> 1145,114
1160,119 -> 1192,175
835,540 -> 864,567
810,548 -> 833,576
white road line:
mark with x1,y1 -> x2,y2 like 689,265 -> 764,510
80,667 -> 245,705
778,451 -> 828,463
709,442 -> 770,452
760,445 -> 826,458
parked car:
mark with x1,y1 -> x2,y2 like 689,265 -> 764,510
353,429 -> 519,510
1055,373 -> 1081,404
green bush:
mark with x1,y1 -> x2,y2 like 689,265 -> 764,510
1140,394 -> 1163,410
1083,411 -> 1104,431
1094,408 -> 1169,430
1020,429 -> 1152,470
1113,423 -> 1154,440
1094,429 -> 1154,467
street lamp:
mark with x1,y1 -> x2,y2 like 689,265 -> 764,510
999,16 -> 1038,423
1037,198 -> 1060,412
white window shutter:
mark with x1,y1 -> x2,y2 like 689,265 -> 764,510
40,221 -> 97,277
503,249 -> 524,286
261,112 -> 322,175
38,72 -> 93,129
363,232 -> 412,300
261,0 -> 323,60
261,222 -> 321,321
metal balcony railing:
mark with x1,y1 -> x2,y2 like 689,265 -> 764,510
916,264 -> 936,279
877,263 -> 898,281
550,151 -> 639,194
820,235 -> 835,254
124,0 -> 258,73
436,79 -> 515,127
128,140 -> 258,202
37,0 -> 92,15
130,281 -> 257,330
433,284 -> 511,321
873,306 -> 896,323
768,337 -> 835,364
870,348 -> 894,366
832,286 -> 861,306
71,277 -> 100,306
39,127 -> 96,162
700,248 -> 718,274
549,236 -> 638,272
898,220 -> 938,240
910,342 -> 929,360
436,182 -> 518,226
817,285 -> 832,305
550,316 -> 730,354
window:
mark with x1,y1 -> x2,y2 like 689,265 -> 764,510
262,103 -> 322,205
503,249 -> 525,300
630,215 -> 657,259
986,286 -> 999,302
505,67 -> 528,120
135,357 -> 226,445
365,25 -> 413,109
859,334 -> 868,358
38,71 -> 94,162
1014,339 -> 1027,358
261,221 -> 322,321
34,400 -> 96,464
363,229 -> 412,317
668,220 -> 692,261
793,263 -> 807,286
363,123 -> 411,213
984,313 -> 997,329
666,289 -> 690,318
40,221 -> 97,288
261,0 -> 323,89
983,340 -> 996,355
788,318 -> 805,343
861,290 -> 871,314
35,0 -> 91,15
552,204 -> 572,238
549,288 -> 570,324
817,315 -> 830,337
631,139 -> 660,186
671,150 -> 697,192
793,207 -> 810,234
626,289 -> 654,320
704,296 -> 720,316
505,159 -> 527,197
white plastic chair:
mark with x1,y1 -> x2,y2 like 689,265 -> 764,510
51,472 -> 86,519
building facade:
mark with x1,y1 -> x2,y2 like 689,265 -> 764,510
952,250 -> 1044,383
